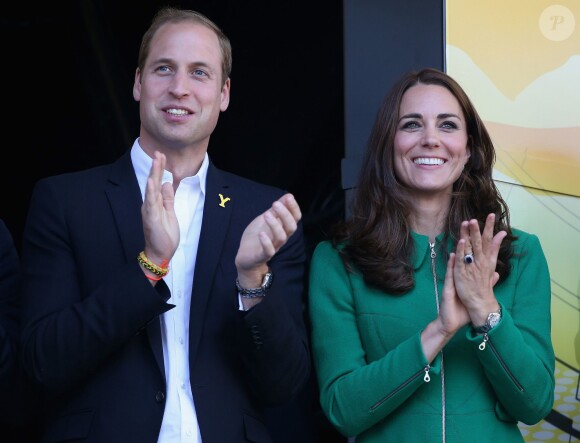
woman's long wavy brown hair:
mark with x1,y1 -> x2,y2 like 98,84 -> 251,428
334,68 -> 514,294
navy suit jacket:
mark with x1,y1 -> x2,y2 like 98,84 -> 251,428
21,151 -> 310,443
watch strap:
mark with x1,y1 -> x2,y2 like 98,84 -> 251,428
236,271 -> 273,298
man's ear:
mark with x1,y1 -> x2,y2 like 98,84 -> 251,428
220,78 -> 231,112
133,68 -> 142,102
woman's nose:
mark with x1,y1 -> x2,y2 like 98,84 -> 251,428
421,125 -> 440,147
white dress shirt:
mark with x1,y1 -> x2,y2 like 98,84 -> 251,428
131,140 -> 207,443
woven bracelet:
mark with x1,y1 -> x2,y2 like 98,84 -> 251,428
137,251 -> 169,277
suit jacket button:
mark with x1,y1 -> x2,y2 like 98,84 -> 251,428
155,391 -> 165,403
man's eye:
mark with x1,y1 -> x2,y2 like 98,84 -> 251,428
156,66 -> 171,73
193,69 -> 208,77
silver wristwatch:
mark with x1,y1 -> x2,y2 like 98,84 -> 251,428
474,305 -> 502,334
236,271 -> 273,298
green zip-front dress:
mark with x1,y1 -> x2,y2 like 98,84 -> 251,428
309,229 -> 554,442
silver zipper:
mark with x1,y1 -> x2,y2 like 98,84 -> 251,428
429,242 -> 446,443
479,333 -> 488,351
479,333 -> 525,392
424,364 -> 431,382
369,364 -> 431,411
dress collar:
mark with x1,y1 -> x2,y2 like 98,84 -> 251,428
410,231 -> 449,270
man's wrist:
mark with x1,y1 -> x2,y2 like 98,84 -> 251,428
236,265 -> 270,289
236,268 -> 273,298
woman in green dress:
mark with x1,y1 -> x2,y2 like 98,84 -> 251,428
308,68 -> 554,442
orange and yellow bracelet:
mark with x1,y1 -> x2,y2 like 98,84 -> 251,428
137,251 -> 169,279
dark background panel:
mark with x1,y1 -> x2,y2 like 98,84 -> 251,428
342,0 -> 445,207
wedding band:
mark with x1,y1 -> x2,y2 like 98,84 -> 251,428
464,254 -> 474,264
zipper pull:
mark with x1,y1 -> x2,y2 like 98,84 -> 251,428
423,365 -> 431,382
429,242 -> 436,259
479,333 -> 489,351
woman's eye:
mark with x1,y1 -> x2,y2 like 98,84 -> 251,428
441,121 -> 458,129
402,121 -> 420,129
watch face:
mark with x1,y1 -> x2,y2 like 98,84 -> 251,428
262,272 -> 273,289
488,312 -> 501,329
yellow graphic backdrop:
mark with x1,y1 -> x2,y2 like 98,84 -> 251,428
446,1 -> 579,442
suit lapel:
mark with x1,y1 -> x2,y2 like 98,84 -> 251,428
189,164 -> 233,364
105,152 -> 143,260
105,151 -> 165,379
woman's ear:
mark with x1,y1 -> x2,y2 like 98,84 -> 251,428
465,135 -> 473,164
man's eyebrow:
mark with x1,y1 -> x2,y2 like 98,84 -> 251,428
150,57 -> 173,65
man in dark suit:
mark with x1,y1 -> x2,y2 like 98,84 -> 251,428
20,7 -> 310,442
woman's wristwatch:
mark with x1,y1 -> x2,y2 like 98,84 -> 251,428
473,305 -> 502,334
